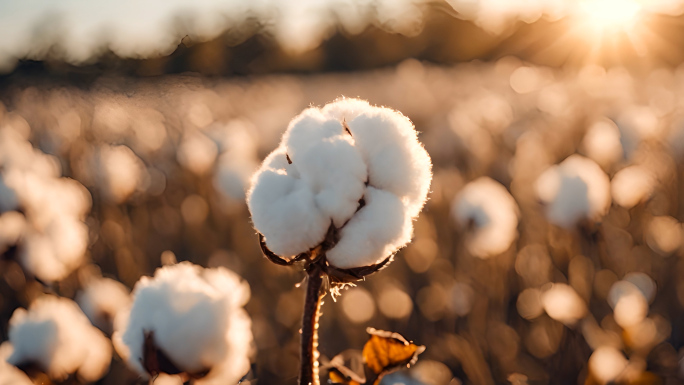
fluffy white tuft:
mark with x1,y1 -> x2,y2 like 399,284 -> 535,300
0,342 -> 32,385
5,295 -> 112,382
535,155 -> 610,228
247,98 -> 432,268
0,125 -> 92,282
451,177 -> 520,258
611,165 -> 655,209
113,262 -> 253,385
77,277 -> 131,333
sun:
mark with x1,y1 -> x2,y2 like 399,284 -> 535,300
579,0 -> 642,31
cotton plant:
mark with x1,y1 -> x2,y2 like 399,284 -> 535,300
0,125 -> 91,283
247,98 -> 431,385
534,154 -> 610,228
450,177 -> 520,258
112,261 -> 253,385
1,295 -> 112,383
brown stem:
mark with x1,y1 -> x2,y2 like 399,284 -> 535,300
300,263 -> 324,385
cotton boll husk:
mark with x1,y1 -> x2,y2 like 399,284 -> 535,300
113,262 -> 252,384
541,283 -> 587,325
6,295 -> 112,382
0,342 -> 32,385
451,177 -> 520,258
611,166 -> 655,209
77,277 -> 131,332
535,155 -> 610,227
327,187 -> 412,268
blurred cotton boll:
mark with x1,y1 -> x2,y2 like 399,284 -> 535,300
0,122 -> 92,282
113,262 -> 253,384
95,144 -> 146,204
4,295 -> 112,382
247,97 -> 432,269
608,280 -> 649,328
611,165 -> 655,209
646,216 -> 682,255
541,283 -> 587,325
581,118 -> 624,169
535,155 -> 610,228
76,276 -> 131,334
177,132 -> 219,175
451,177 -> 519,258
589,346 -> 628,384
0,343 -> 32,385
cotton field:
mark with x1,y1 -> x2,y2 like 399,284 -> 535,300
2,1 -> 684,383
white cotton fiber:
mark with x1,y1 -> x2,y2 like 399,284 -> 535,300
5,295 -> 112,382
451,177 -> 520,258
0,342 -> 32,385
0,123 -> 92,282
326,187 -> 411,268
247,97 -> 432,269
77,277 -> 131,332
535,155 -> 610,228
611,165 -> 655,209
113,262 -> 253,385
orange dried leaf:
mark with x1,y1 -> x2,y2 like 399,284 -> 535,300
362,327 -> 425,376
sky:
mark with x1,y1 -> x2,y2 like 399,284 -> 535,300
0,0 -> 683,72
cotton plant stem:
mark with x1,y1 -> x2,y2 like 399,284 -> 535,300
300,263 -> 324,385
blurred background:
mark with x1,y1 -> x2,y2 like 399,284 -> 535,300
2,0 -> 684,384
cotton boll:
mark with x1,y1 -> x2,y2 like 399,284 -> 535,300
451,177 -> 519,258
608,281 -> 649,328
113,262 -> 252,385
77,277 -> 131,333
247,98 -> 432,271
0,342 -> 32,385
320,97 -> 373,122
213,153 -> 258,201
177,132 -> 219,175
535,155 -> 610,228
327,187 -> 412,268
581,119 -> 623,168
611,166 -> 655,209
0,173 -> 19,212
623,273 -> 656,304
284,114 -> 366,228
589,346 -> 628,384
97,144 -> 145,204
541,283 -> 587,325
5,295 -> 112,382
0,211 -> 26,252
